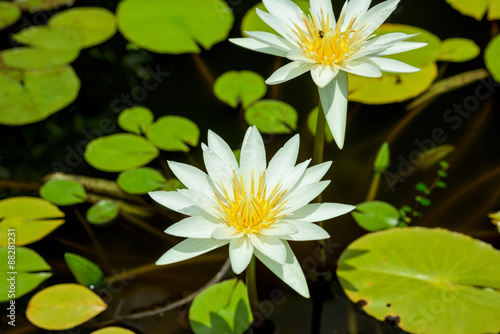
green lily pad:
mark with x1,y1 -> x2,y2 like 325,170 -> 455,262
86,200 -> 120,225
376,24 -> 441,68
117,0 -> 234,54
445,0 -> 500,21
213,71 -> 267,108
13,0 -> 74,12
118,106 -> 154,134
3,26 -> 81,69
438,38 -> 480,62
351,201 -> 399,232
84,133 -> 159,172
0,247 -> 52,301
64,253 -> 104,287
189,279 -> 253,334
0,2 -> 21,30
0,65 -> 80,126
117,167 -> 166,194
0,197 -> 65,246
244,100 -> 298,134
39,179 -> 87,206
146,116 -> 199,152
241,0 -> 310,36
348,62 -> 438,105
485,34 -> 500,83
49,7 -> 117,48
91,327 -> 136,334
337,227 -> 500,334
26,283 -> 107,330
307,107 -> 334,143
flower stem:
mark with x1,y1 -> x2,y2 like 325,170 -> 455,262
246,255 -> 258,305
365,172 -> 381,202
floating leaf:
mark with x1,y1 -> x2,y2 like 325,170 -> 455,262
117,0 -> 234,54
0,247 -> 52,301
40,179 -> 87,206
3,26 -> 81,69
241,1 -> 310,36
26,283 -> 107,330
0,2 -> 21,30
0,65 -> 80,126
13,0 -> 74,12
49,7 -> 117,48
0,197 -> 65,246
307,107 -> 333,143
84,133 -> 159,172
146,116 -> 200,152
485,34 -> 500,83
118,106 -> 154,134
91,327 -> 136,334
86,200 -> 120,225
244,100 -> 298,134
117,167 -> 166,194
373,142 -> 390,174
438,38 -> 480,63
351,201 -> 399,232
213,71 -> 267,108
337,227 -> 500,334
189,279 -> 253,334
64,253 -> 104,287
348,63 -> 438,105
445,0 -> 500,21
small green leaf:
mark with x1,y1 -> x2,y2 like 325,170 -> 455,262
118,106 -> 154,134
419,198 -> 431,207
26,283 -> 107,330
438,38 -> 480,63
90,327 -> 136,334
244,100 -> 298,134
415,182 -> 428,193
373,142 -> 390,174
307,107 -> 333,143
0,197 -> 65,246
84,133 -> 159,172
86,200 -> 120,225
64,253 -> 104,287
117,0 -> 234,54
48,7 -> 117,48
436,181 -> 447,188
437,170 -> 448,178
214,71 -> 267,108
0,2 -> 21,30
351,201 -> 399,232
118,167 -> 166,194
485,34 -> 500,83
40,179 -> 87,206
189,279 -> 253,334
439,160 -> 450,169
146,116 -> 200,152
0,247 -> 52,301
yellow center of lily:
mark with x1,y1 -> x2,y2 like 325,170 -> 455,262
293,11 -> 367,64
215,171 -> 287,234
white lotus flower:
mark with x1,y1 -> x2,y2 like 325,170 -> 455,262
149,126 -> 354,298
230,0 -> 427,149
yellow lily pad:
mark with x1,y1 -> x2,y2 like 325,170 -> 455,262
438,38 -> 480,62
0,2 -> 21,30
91,327 -> 136,334
445,0 -> 500,21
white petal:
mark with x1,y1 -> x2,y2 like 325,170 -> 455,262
256,8 -> 297,42
149,190 -> 194,214
229,37 -> 289,57
202,143 -> 234,197
338,60 -> 382,77
168,161 -> 212,195
254,241 -> 309,298
245,31 -> 293,53
287,48 -> 317,63
266,134 -> 299,188
262,0 -> 307,31
290,203 -> 355,222
250,234 -> 287,265
359,0 -> 400,38
207,130 -> 239,173
366,56 -> 420,73
212,226 -> 245,240
296,161 -> 332,188
266,61 -> 313,85
259,223 -> 298,236
229,237 -> 254,274
156,238 -> 229,265
278,159 -> 311,191
311,64 -> 339,88
240,126 -> 267,190
282,221 -> 330,240
283,180 -> 330,214
165,216 -> 223,238
310,0 -> 336,30
341,0 -> 372,31
179,189 -> 218,217
376,41 -> 428,56
319,71 -> 348,149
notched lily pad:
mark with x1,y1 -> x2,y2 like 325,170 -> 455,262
117,0 -> 234,54
351,201 -> 399,232
0,2 -> 22,30
13,0 -> 75,12
117,167 -> 166,194
485,34 -> 500,83
39,179 -> 87,206
213,71 -> 267,108
445,0 -> 500,21
64,253 -> 104,287
438,38 -> 480,63
86,200 -> 120,225
146,116 -> 200,152
244,99 -> 298,134
118,106 -> 154,134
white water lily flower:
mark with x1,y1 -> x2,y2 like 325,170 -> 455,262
149,126 -> 354,298
230,0 -> 427,149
